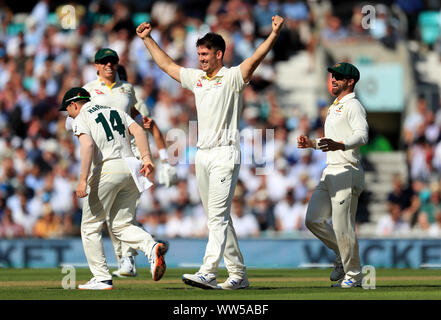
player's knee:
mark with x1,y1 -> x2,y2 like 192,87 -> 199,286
305,217 -> 314,231
305,216 -> 326,232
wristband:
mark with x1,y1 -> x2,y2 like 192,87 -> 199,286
159,148 -> 168,160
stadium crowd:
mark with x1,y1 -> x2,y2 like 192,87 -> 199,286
1,0 -> 441,240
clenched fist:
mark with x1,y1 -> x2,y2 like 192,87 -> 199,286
272,15 -> 285,35
136,22 -> 152,40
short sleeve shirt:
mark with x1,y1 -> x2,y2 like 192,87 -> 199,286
180,66 -> 247,149
72,102 -> 135,166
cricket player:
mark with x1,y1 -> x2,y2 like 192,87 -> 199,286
136,15 -> 285,290
66,48 -> 176,278
60,87 -> 167,290
297,62 -> 368,288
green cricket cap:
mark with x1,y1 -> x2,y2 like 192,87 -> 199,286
59,87 -> 91,111
94,48 -> 119,63
327,62 -> 360,82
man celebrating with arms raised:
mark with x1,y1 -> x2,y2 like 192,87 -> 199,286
136,15 -> 284,290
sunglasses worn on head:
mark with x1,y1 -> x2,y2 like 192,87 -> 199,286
97,57 -> 118,65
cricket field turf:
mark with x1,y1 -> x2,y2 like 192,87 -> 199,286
0,267 -> 440,300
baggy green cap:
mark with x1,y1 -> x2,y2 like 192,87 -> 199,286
94,48 -> 119,63
327,62 -> 360,82
59,87 -> 91,111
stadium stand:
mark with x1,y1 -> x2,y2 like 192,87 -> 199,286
1,0 -> 441,241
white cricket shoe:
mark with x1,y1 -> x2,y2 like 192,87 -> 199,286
149,242 -> 167,281
332,274 -> 363,288
78,277 -> 113,290
112,256 -> 137,278
182,272 -> 218,290
341,274 -> 363,288
330,260 -> 345,281
218,276 -> 250,290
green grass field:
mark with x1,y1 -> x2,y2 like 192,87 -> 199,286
0,267 -> 440,300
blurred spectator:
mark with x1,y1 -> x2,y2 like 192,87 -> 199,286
231,193 -> 260,238
0,207 -> 25,238
347,5 -> 372,40
253,0 -> 279,38
249,189 -> 275,232
281,0 -> 311,57
428,211 -> 441,237
403,95 -> 427,147
321,15 -> 348,43
418,182 -> 441,225
408,136 -> 432,182
165,204 -> 194,238
376,203 -> 411,236
274,187 -> 297,232
32,203 -> 63,238
6,186 -> 40,235
386,174 -> 413,211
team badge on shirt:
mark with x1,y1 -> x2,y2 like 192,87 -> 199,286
196,80 -> 202,88
95,89 -> 104,94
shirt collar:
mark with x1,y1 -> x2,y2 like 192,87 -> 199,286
98,73 -> 120,88
334,92 -> 356,105
202,66 -> 227,80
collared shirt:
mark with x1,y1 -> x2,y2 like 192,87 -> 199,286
72,102 -> 135,167
180,66 -> 247,149
324,92 -> 369,166
82,74 -> 149,116
82,74 -> 149,158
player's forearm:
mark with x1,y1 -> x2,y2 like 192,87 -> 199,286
130,123 -> 153,162
150,121 -> 166,151
78,135 -> 94,183
142,36 -> 180,81
343,130 -> 368,150
240,31 -> 279,82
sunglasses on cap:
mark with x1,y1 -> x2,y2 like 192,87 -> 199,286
97,57 -> 118,65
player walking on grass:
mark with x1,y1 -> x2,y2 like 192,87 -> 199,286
136,15 -> 284,290
59,87 -> 167,290
66,48 -> 176,278
297,62 -> 368,288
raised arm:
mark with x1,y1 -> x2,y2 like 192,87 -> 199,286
136,22 -> 182,83
240,15 -> 284,83
145,118 -> 167,151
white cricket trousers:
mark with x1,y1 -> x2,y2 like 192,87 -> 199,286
109,140 -> 141,262
81,159 -> 156,281
195,145 -> 246,278
108,209 -> 138,263
305,164 -> 364,277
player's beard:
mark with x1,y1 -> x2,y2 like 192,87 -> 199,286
331,80 -> 348,97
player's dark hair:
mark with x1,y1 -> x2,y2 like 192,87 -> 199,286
196,32 -> 226,57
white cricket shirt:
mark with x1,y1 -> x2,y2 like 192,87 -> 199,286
180,66 -> 247,149
72,101 -> 135,167
82,75 -> 150,157
83,74 -> 150,116
323,92 -> 368,166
